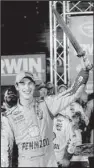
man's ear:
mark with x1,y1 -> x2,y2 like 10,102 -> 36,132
15,83 -> 19,91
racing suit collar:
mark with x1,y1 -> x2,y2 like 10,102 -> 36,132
17,99 -> 35,109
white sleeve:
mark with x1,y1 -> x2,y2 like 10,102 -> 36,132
1,115 -> 14,167
45,85 -> 85,116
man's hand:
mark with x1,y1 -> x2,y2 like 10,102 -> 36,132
72,68 -> 89,93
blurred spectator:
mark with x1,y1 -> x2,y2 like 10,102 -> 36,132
57,84 -> 68,93
53,84 -> 88,167
76,89 -> 88,110
1,86 -> 18,167
82,98 -> 94,143
37,82 -> 47,100
76,90 -> 94,143
1,86 -> 18,114
64,102 -> 89,128
53,113 -> 82,167
46,82 -> 54,95
71,111 -> 86,132
56,83 -> 89,133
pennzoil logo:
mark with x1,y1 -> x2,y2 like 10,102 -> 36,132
21,138 -> 50,150
79,21 -> 93,38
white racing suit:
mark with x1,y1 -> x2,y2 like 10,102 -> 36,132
1,68 -> 89,167
53,115 -> 82,164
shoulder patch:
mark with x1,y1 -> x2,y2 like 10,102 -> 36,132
6,105 -> 18,116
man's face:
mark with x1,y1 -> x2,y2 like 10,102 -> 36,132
48,88 -> 54,95
71,113 -> 81,130
16,78 -> 35,100
39,87 -> 47,98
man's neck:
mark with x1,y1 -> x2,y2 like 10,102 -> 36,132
19,97 -> 34,106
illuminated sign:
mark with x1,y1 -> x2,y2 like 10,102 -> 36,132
69,16 -> 93,92
1,54 -> 46,85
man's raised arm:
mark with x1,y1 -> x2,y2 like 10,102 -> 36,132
45,68 -> 89,116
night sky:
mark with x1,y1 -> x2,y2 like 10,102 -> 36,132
1,1 -> 49,55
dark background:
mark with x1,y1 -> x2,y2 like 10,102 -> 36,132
1,1 -> 50,102
1,1 -> 49,55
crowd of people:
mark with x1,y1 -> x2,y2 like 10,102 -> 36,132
1,66 -> 94,167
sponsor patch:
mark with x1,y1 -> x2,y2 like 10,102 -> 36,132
13,110 -> 22,115
21,138 -> 50,150
13,115 -> 25,123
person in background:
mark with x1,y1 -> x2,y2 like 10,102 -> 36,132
56,84 -> 89,127
53,112 -> 83,168
37,82 -> 48,100
53,101 -> 87,167
82,98 -> 94,143
1,68 -> 89,167
46,82 -> 54,96
57,84 -> 68,94
76,88 -> 88,111
65,102 -> 89,127
53,83 -> 88,167
1,86 -> 18,114
1,86 -> 18,167
76,89 -> 94,143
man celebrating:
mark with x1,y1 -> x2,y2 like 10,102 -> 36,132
1,68 -> 89,167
